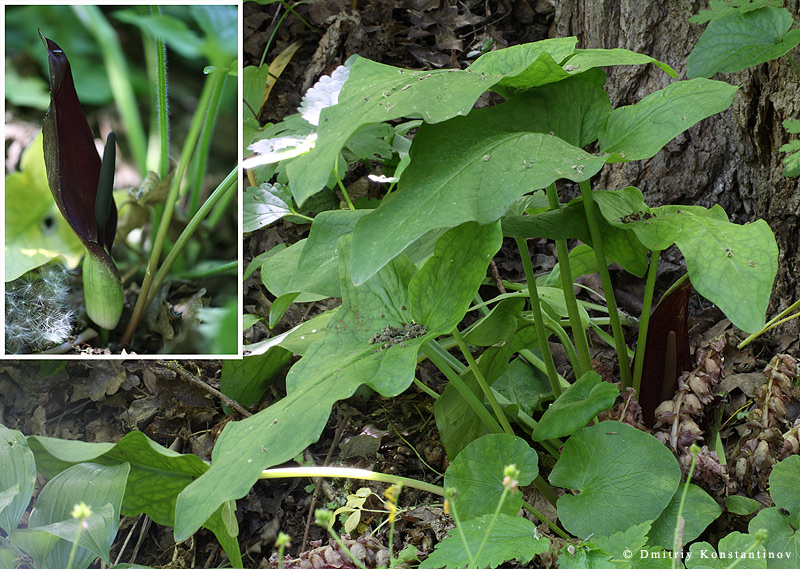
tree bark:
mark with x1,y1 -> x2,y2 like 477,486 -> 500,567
556,0 -> 800,337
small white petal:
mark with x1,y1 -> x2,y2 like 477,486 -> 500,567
243,133 -> 317,168
248,135 -> 307,154
368,174 -> 399,183
299,64 -> 351,126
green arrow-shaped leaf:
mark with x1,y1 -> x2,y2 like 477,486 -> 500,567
592,187 -> 777,333
287,57 -> 499,205
288,40 -> 586,205
176,222 -> 501,539
599,78 -> 737,162
175,236 -> 423,540
688,6 -> 800,79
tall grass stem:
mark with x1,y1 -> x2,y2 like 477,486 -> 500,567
121,69 -> 223,346
73,5 -> 147,174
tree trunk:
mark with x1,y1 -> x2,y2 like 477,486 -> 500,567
556,0 -> 800,337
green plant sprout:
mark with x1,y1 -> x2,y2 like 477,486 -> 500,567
275,532 -> 291,569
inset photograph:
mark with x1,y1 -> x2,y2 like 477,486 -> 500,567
5,4 -> 240,355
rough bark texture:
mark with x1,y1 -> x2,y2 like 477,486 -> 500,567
555,0 -> 800,336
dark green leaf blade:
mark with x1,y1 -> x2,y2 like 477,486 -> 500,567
687,6 -> 800,78
26,430 -> 240,565
409,221 -> 503,334
564,48 -> 677,77
593,187 -> 777,333
351,107 -> 606,284
688,532 -> 767,569
287,57 -> 499,205
444,434 -> 538,521
748,507 -> 800,568
598,79 -> 737,162
290,209 -> 371,297
0,425 -> 36,534
649,483 -> 722,549
502,195 -> 649,277
221,351 -> 291,409
243,183 -> 293,233
769,455 -> 800,518
419,514 -> 549,569
469,37 -> 577,78
27,463 -> 129,567
532,371 -> 618,441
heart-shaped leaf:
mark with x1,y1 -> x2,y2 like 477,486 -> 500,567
418,514 -> 549,569
648,483 -> 722,549
444,434 -> 538,521
748,507 -> 800,568
769,455 -> 800,519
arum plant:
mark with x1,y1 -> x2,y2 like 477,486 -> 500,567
40,31 -> 123,331
34,7 -> 239,354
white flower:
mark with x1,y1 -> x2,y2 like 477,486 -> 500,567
242,64 -> 351,169
242,133 -> 318,168
368,174 -> 399,183
298,64 -> 351,126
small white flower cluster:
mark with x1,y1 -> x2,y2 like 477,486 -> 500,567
243,64 -> 351,169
